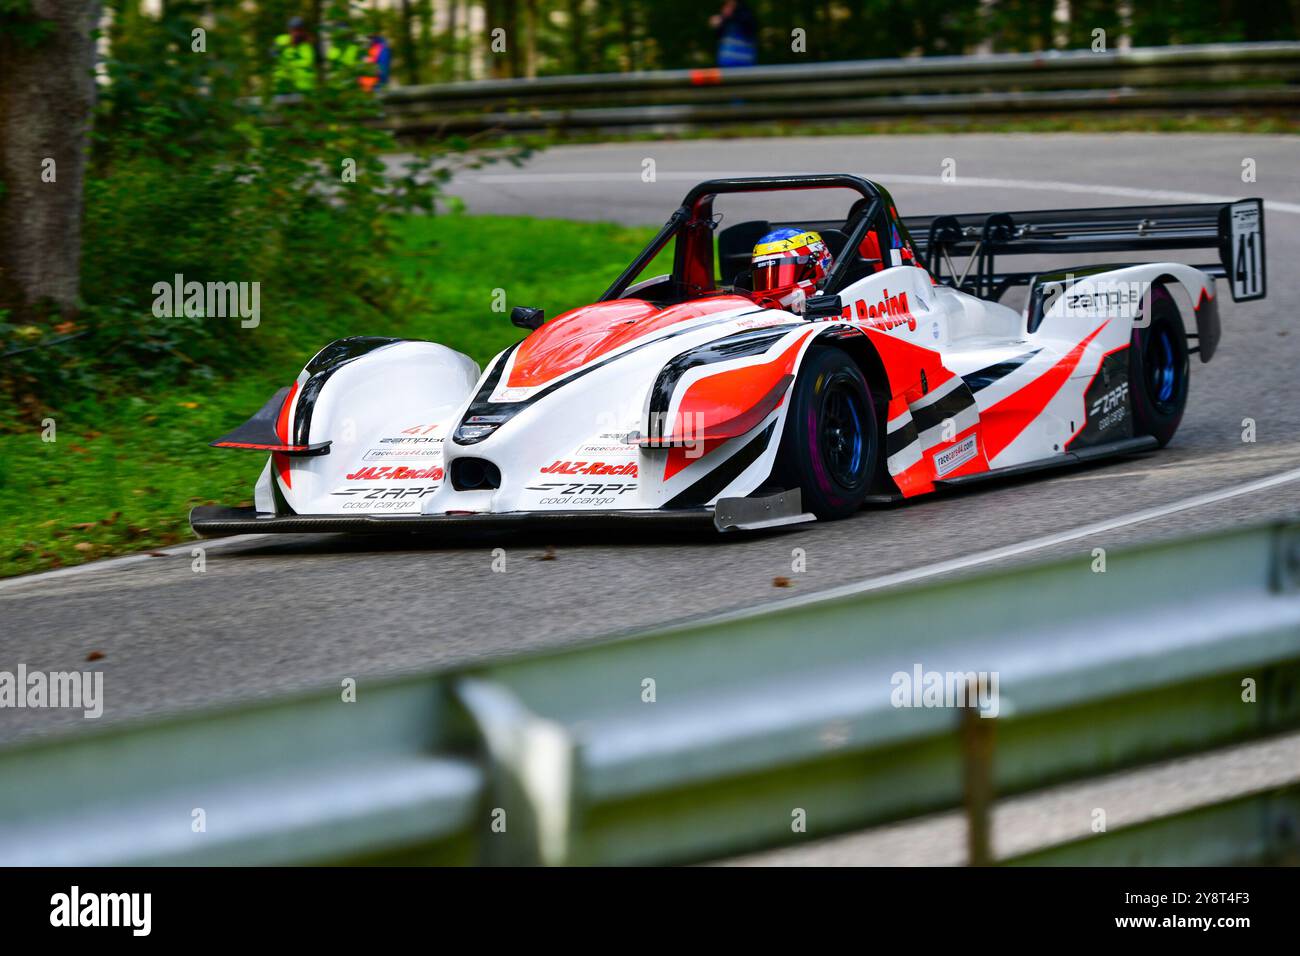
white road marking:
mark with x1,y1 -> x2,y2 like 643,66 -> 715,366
0,534 -> 265,593
695,464 -> 1300,624
468,170 -> 1300,215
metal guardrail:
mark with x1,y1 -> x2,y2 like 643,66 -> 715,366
2,517 -> 1299,865
376,42 -> 1300,134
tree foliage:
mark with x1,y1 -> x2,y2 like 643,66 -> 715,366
332,0 -> 1300,80
1,0 -> 527,405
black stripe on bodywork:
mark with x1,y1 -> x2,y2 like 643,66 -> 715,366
293,336 -> 403,446
885,418 -> 919,459
647,325 -> 804,423
910,384 -> 976,437
454,311 -> 770,444
664,422 -> 776,509
961,349 -> 1041,393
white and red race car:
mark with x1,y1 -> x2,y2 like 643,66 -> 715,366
191,174 -> 1266,535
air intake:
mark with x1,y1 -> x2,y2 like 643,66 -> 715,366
450,458 -> 502,491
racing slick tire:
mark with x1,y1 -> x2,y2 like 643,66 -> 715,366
1129,284 -> 1190,448
773,345 -> 879,520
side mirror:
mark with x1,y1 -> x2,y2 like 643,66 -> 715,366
511,306 -> 544,331
803,294 -> 843,321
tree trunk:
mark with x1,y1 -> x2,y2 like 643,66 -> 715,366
504,0 -> 522,78
400,0 -> 418,85
310,0 -> 324,87
567,0 -> 584,73
523,0 -> 537,78
446,0 -> 460,81
0,0 -> 101,318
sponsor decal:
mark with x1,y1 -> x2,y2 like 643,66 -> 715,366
525,482 -> 637,506
1041,277 -> 1146,322
363,447 -> 441,461
376,423 -> 445,447
340,500 -> 424,511
932,434 -> 978,477
332,486 -> 440,499
843,288 -> 916,331
539,460 -> 638,477
1064,285 -> 1142,319
345,465 -> 445,481
1071,350 -> 1134,450
1086,382 -> 1128,421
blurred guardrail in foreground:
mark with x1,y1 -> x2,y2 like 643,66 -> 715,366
375,42 -> 1300,135
3,517 -> 1300,866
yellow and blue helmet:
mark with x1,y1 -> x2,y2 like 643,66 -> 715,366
751,227 -> 833,296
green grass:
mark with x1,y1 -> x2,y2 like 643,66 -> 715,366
528,112 -> 1300,145
0,214 -> 656,578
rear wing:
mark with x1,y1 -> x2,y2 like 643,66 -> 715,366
903,199 -> 1266,304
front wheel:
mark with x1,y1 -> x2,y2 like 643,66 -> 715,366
1129,284 -> 1190,447
772,345 -> 878,520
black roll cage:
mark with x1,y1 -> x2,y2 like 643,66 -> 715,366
598,174 -> 900,303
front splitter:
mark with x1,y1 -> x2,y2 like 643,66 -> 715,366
190,489 -> 813,537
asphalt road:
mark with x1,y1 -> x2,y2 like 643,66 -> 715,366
4,134 -> 1299,745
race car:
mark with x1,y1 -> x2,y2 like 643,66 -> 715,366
190,174 -> 1267,536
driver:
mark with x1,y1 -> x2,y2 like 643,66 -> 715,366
750,227 -> 833,312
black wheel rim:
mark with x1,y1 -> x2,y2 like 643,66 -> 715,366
820,378 -> 868,488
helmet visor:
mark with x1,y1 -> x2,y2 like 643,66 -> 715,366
753,256 -> 817,292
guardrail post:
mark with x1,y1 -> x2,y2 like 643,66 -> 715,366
454,677 -> 578,866
961,681 -> 997,866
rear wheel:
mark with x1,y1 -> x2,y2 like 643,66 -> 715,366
773,345 -> 878,520
1129,284 -> 1189,447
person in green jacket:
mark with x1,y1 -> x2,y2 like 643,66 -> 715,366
272,16 -> 315,93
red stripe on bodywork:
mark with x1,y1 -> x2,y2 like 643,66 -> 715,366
862,327 -> 955,401
214,441 -> 312,452
980,322 -> 1107,462
669,330 -> 811,439
507,295 -> 754,389
662,439 -> 725,481
274,381 -> 299,490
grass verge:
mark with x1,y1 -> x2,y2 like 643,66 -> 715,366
0,214 -> 655,579
506,112 -> 1300,146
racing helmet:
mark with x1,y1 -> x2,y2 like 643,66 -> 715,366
750,227 -> 833,308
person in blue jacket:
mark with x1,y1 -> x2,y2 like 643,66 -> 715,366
710,0 -> 758,68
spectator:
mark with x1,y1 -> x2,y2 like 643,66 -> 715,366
323,20 -> 361,87
272,16 -> 315,93
359,34 -> 392,92
710,0 -> 758,68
